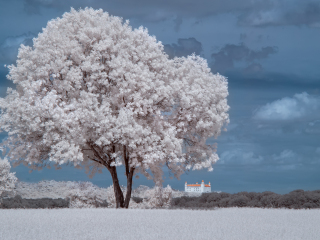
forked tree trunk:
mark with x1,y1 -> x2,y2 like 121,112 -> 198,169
108,166 -> 125,208
88,142 -> 134,208
108,165 -> 135,208
124,166 -> 134,208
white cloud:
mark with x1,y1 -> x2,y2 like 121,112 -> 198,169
226,123 -> 238,132
264,150 -> 301,170
305,120 -> 320,134
253,92 -> 320,121
272,149 -> 296,163
219,148 -> 263,165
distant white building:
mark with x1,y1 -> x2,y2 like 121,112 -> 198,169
185,180 -> 211,193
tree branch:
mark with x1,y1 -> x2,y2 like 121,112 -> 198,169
123,145 -> 129,177
87,141 -> 109,168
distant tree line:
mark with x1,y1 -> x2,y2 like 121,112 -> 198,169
170,190 -> 320,209
0,195 -> 70,209
2,189 -> 320,209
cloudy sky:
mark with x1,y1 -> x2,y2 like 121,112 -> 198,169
0,0 -> 319,193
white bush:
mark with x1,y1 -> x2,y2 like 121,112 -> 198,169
0,157 -> 18,198
104,184 -> 173,209
14,180 -> 177,209
143,185 -> 173,209
65,182 -> 108,208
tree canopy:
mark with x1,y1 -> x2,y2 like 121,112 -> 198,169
0,8 -> 229,208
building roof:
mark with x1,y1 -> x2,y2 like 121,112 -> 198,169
186,184 -> 210,187
185,180 -> 210,187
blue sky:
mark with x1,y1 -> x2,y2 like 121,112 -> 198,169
0,0 -> 319,193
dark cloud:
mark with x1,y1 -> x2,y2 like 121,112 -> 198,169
23,0 -> 49,14
239,33 -> 247,41
0,32 -> 35,65
164,38 -> 203,59
22,0 -> 320,28
23,0 -> 90,15
238,1 -> 320,27
225,70 -> 320,91
243,63 -> 264,74
22,0 -> 271,17
174,16 -> 183,32
219,148 -> 264,165
211,43 -> 278,73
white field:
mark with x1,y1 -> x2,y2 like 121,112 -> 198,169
1,208 -> 319,240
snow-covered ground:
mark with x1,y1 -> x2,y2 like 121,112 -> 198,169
1,208 -> 319,240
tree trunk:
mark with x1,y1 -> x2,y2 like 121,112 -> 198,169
108,166 -> 125,208
123,145 -> 135,208
124,167 -> 134,208
88,142 -> 134,208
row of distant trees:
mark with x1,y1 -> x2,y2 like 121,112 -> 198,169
2,157 -> 320,209
171,190 -> 320,209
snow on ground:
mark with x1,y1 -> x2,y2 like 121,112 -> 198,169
0,208 -> 319,240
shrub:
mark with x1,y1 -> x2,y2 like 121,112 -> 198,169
131,197 -> 143,203
247,199 -> 263,208
0,157 -> 18,198
304,191 -> 320,205
218,197 -> 231,207
228,196 -> 250,207
278,190 -> 307,209
207,192 -> 222,203
260,193 -> 280,208
66,182 -> 109,208
143,185 -> 173,209
0,195 -> 69,209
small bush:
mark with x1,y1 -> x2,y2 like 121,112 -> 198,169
143,185 -> 173,209
218,198 -> 231,208
0,195 -> 69,209
260,192 -> 280,208
247,199 -> 263,208
228,196 -> 250,207
207,192 -> 222,203
0,157 -> 18,198
66,182 -> 109,208
131,197 -> 143,203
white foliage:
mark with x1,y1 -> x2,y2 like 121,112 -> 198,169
0,8 -> 229,187
13,180 -> 202,208
0,157 -> 17,197
15,180 -> 107,200
143,185 -> 173,209
65,182 -> 107,208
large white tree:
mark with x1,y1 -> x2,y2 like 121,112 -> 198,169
0,8 -> 229,208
